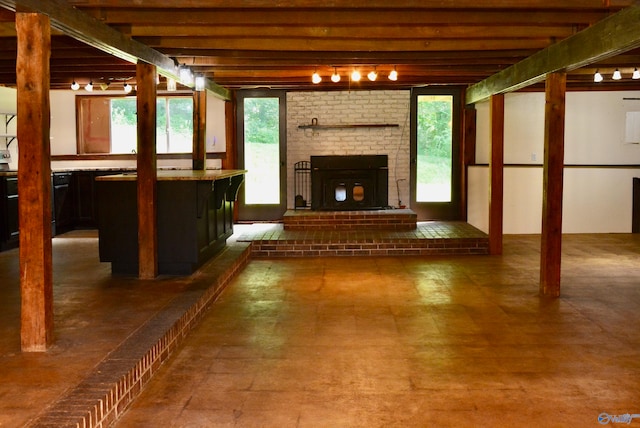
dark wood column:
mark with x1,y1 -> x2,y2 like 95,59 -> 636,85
16,13 -> 53,352
136,62 -> 158,279
461,105 -> 477,221
222,93 -> 238,221
222,93 -> 237,170
489,94 -> 504,255
540,71 -> 567,297
192,90 -> 207,170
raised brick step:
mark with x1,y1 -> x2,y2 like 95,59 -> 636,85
236,222 -> 489,258
283,209 -> 417,231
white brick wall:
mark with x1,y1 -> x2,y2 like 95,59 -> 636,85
286,90 -> 411,209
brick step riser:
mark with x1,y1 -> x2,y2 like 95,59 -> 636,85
250,240 -> 488,258
283,210 -> 417,231
284,224 -> 417,231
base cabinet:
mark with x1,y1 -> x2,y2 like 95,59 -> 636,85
0,177 -> 18,250
53,172 -> 73,235
0,170 -> 130,252
72,170 -> 126,229
97,174 -> 243,275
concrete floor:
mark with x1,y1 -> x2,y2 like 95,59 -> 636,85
0,230 -> 202,427
1,230 -> 640,427
116,234 -> 640,427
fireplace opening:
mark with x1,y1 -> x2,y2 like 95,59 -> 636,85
311,155 -> 388,210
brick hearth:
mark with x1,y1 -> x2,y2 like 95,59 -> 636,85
283,209 -> 417,231
237,215 -> 488,258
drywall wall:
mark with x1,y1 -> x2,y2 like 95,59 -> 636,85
48,89 -> 226,169
470,90 -> 640,233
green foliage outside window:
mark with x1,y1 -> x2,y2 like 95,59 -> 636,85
416,95 -> 453,202
417,96 -> 452,159
243,97 -> 279,145
110,96 -> 192,154
242,97 -> 281,204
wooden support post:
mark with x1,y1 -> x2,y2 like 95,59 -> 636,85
461,105 -> 477,221
463,106 -> 477,167
136,62 -> 158,279
222,94 -> 238,221
540,72 -> 566,297
489,94 -> 504,255
16,13 -> 53,352
192,90 -> 207,170
222,94 -> 237,170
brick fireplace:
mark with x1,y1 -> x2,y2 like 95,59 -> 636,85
311,155 -> 388,211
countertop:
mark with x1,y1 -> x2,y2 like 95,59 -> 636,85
1,168 -> 136,176
95,169 -> 246,181
0,168 -> 239,179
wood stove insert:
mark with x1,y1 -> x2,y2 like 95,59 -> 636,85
311,155 -> 388,210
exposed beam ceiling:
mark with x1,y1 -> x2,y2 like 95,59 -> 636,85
0,1 -> 637,94
0,0 -> 229,99
467,4 -> 640,104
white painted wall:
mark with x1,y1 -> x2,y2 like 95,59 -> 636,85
470,90 -> 640,234
206,91 -> 226,154
0,86 -> 17,170
50,90 -> 77,156
4,84 -> 640,233
47,90 -> 226,169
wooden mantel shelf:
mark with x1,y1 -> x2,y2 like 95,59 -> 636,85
298,123 -> 399,130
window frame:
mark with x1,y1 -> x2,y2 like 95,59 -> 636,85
75,93 -> 195,155
409,86 -> 464,220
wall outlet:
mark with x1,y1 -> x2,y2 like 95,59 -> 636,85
530,152 -> 537,162
0,149 -> 10,163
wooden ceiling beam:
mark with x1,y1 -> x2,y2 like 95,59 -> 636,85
129,25 -> 576,40
466,5 -> 640,104
0,0 -> 230,100
138,36 -> 553,53
80,9 -> 616,27
67,0 -> 633,9
169,49 -> 531,62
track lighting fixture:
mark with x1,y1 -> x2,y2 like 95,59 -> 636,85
594,70 -> 603,83
388,67 -> 398,81
195,75 -> 206,91
331,67 -> 340,83
367,68 -> 378,82
85,81 -> 93,92
123,83 -> 132,94
592,67 -> 640,82
179,64 -> 193,85
311,66 -> 398,84
70,80 -> 79,91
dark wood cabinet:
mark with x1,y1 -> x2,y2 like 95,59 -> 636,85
52,172 -> 73,234
0,176 -> 19,251
1,169 -> 131,252
72,171 -> 97,227
72,170 -> 126,228
97,172 -> 244,275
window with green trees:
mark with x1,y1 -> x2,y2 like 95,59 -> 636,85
242,97 -> 281,204
416,95 -> 453,202
77,95 -> 193,154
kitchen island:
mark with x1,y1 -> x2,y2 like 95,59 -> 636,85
96,169 -> 245,275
